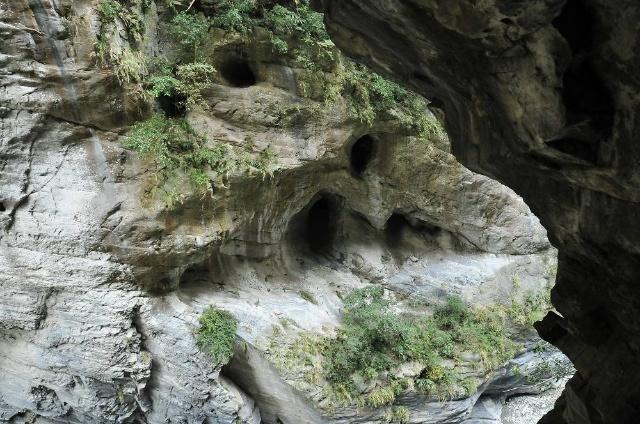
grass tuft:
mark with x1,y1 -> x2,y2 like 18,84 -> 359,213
196,306 -> 237,364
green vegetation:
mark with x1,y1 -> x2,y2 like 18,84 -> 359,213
98,1 -> 442,207
167,11 -> 210,56
527,340 -> 574,383
319,288 -> 519,406
98,0 -> 123,24
147,59 -> 215,109
113,48 -> 148,85
270,286 -> 556,411
210,0 -> 257,33
384,406 -> 410,423
196,306 -> 238,364
527,356 -> 574,383
123,114 -> 275,207
164,1 -> 440,133
123,114 -> 224,205
506,290 -> 551,328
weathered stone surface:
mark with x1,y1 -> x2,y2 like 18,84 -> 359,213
1,0 -> 568,422
316,0 -> 640,422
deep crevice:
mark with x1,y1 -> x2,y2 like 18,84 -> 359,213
350,135 -> 376,177
0,201 -> 5,212
220,56 -> 256,88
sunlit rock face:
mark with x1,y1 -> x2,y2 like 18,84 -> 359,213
316,0 -> 640,422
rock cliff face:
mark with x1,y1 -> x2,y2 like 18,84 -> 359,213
315,0 -> 640,423
1,1 -> 571,423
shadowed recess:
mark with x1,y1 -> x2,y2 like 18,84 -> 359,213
220,56 -> 257,88
158,92 -> 187,118
350,135 -> 376,176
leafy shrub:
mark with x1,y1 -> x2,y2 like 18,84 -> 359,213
321,288 -> 519,404
367,385 -> 398,408
168,11 -> 211,56
123,114 -> 225,204
507,291 -> 551,327
385,406 -> 410,423
210,0 -> 257,33
174,61 -> 215,107
197,307 -> 238,364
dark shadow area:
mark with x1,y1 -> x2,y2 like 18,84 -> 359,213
306,197 -> 338,253
385,212 -> 445,252
350,135 -> 376,177
384,213 -> 410,248
0,202 -> 5,212
220,57 -> 257,88
546,137 -> 597,163
158,92 -> 187,118
551,0 -> 614,162
286,193 -> 342,258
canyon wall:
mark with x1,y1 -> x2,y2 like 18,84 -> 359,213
315,0 -> 640,422
0,0 -> 574,422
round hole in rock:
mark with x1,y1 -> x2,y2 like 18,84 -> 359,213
220,57 -> 256,88
158,92 -> 187,118
350,135 -> 376,176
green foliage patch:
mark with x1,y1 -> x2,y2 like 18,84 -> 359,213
210,0 -> 257,33
506,290 -> 551,328
98,0 -> 123,24
269,287 -> 549,409
197,307 -> 238,364
123,113 -> 276,207
320,288 -> 519,405
167,11 -> 211,56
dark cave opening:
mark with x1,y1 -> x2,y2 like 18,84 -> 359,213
384,213 -> 410,248
286,193 -> 342,257
220,57 -> 257,88
305,197 -> 338,253
560,60 -> 614,136
552,0 -> 614,160
385,212 -> 443,250
158,92 -> 187,118
350,135 -> 376,177
552,0 -> 594,53
0,202 -> 5,212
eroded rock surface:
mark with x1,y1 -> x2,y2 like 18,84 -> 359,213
2,0 -> 570,422
316,0 -> 640,422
